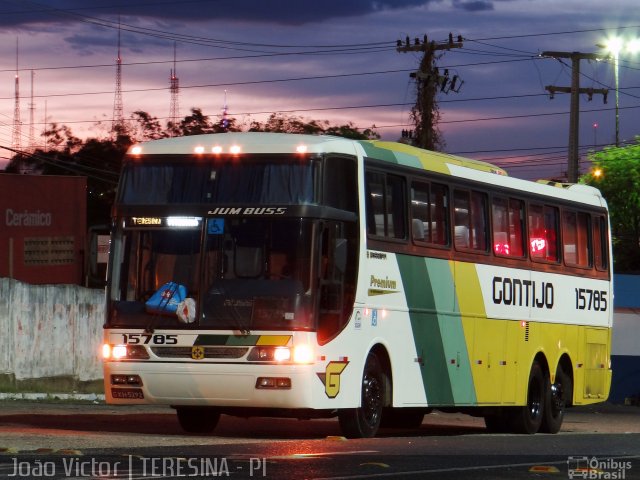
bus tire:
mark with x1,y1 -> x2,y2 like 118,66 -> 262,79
338,352 -> 386,438
540,367 -> 569,434
510,361 -> 545,434
176,407 -> 220,434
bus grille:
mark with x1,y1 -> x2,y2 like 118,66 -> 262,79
150,346 -> 249,359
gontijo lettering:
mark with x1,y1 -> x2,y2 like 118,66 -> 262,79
492,276 -> 554,309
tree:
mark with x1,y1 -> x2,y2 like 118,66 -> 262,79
249,113 -> 379,140
130,111 -> 168,142
581,139 -> 640,273
176,107 -> 241,136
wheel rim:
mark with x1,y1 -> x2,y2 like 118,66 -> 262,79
362,372 -> 382,426
529,377 -> 543,420
550,383 -> 565,415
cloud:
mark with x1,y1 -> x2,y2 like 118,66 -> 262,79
452,0 -> 495,11
2,0 -> 439,27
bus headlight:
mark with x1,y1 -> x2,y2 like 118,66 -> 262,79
102,344 -> 149,360
273,347 -> 291,362
293,344 -> 313,364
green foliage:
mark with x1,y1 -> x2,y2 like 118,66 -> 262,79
581,139 -> 640,272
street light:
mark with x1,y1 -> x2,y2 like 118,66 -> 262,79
599,37 -> 640,147
604,37 -> 622,146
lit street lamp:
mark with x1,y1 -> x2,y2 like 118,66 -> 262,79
599,37 -> 640,147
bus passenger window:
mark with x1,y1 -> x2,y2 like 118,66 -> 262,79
528,204 -> 559,262
412,181 -> 450,246
593,215 -> 609,270
366,172 -> 385,236
454,189 -> 488,252
454,190 -> 470,249
562,210 -> 591,267
492,196 -> 524,257
365,170 -> 406,240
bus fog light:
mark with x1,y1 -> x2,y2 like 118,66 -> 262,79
256,377 -> 291,389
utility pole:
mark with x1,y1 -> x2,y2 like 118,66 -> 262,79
397,33 -> 463,150
541,51 -> 608,183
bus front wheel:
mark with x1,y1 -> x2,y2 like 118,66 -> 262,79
338,352 -> 386,438
175,406 -> 220,434
510,361 -> 545,434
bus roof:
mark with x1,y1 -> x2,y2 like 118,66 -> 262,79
126,133 -> 606,209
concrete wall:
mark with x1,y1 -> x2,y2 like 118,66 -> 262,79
0,278 -> 104,388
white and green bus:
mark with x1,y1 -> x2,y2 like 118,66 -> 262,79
103,132 -> 612,437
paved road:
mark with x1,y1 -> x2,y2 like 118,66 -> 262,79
0,401 -> 638,479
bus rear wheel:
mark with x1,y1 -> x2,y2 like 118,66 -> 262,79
338,352 -> 386,438
175,407 -> 220,434
540,366 -> 570,434
510,361 -> 545,434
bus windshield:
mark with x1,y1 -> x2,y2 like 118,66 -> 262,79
108,217 -> 316,332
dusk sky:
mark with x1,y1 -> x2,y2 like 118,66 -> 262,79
1,0 -> 639,180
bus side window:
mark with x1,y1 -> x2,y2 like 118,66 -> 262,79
365,170 -> 406,240
528,204 -> 559,262
562,210 -> 591,268
454,189 -> 488,252
411,181 -> 449,246
593,215 -> 609,271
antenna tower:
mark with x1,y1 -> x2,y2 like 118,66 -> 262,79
169,42 -> 180,135
221,90 -> 229,131
112,20 -> 124,136
29,70 -> 35,151
12,38 -> 21,153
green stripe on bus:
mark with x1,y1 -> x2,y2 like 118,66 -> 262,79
425,259 -> 477,405
194,335 -> 260,346
396,254 -> 454,405
392,151 -> 423,170
358,141 -> 399,164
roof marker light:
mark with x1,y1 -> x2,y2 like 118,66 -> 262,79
194,145 -> 205,154
296,145 -> 308,154
229,145 -> 241,155
212,145 -> 223,154
130,145 -> 142,155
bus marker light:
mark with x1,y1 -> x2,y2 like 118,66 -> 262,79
211,145 -> 223,154
229,145 -> 241,155
194,145 -> 205,154
296,145 -> 308,154
130,145 -> 142,155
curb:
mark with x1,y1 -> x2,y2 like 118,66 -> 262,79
0,392 -> 105,402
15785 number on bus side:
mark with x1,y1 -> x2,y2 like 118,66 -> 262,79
575,288 -> 608,311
